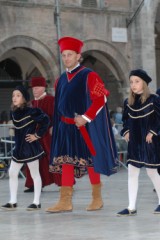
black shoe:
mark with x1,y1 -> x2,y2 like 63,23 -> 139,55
153,188 -> 156,192
24,186 -> 34,193
26,203 -> 41,211
1,203 -> 17,210
154,205 -> 160,214
117,208 -> 137,216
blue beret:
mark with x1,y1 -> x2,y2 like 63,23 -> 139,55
14,85 -> 30,102
129,69 -> 152,85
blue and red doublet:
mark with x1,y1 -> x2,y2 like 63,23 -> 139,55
49,65 -> 118,177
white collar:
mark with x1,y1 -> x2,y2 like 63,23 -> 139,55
66,63 -> 80,73
35,92 -> 47,100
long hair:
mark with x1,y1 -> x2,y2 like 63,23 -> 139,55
128,81 -> 151,106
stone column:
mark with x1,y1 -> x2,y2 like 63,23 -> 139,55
130,0 -> 159,91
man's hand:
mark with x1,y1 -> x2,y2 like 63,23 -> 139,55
74,115 -> 87,128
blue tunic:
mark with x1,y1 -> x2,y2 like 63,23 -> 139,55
121,94 -> 160,168
50,66 -> 118,177
11,107 -> 50,163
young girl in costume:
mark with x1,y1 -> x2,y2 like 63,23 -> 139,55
117,69 -> 160,216
1,85 -> 49,211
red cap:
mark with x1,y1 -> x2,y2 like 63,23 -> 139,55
58,36 -> 84,53
31,77 -> 47,88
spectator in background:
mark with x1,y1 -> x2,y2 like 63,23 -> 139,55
0,110 -> 8,124
111,118 -> 119,136
109,110 -> 116,121
0,111 -> 12,153
114,106 -> 123,124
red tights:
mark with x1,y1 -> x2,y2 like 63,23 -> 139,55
62,164 -> 100,186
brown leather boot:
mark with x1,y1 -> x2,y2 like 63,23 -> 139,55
46,186 -> 73,213
86,183 -> 103,211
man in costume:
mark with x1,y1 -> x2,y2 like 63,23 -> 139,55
46,36 -> 118,213
24,77 -> 61,192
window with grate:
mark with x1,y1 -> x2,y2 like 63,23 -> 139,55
81,0 -> 97,8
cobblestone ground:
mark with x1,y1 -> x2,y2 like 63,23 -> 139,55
0,168 -> 160,240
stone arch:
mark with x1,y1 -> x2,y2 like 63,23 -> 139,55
141,0 -> 160,90
83,39 -> 130,107
83,39 -> 130,86
0,35 -> 59,84
130,0 -> 159,90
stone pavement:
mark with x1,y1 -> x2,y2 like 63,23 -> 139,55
0,167 -> 160,240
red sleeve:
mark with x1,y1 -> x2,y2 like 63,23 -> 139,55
32,96 -> 54,126
84,72 -> 110,121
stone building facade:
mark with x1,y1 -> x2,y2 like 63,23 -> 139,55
0,0 -> 160,114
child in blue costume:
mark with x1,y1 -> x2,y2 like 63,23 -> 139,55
1,85 -> 50,211
117,69 -> 160,216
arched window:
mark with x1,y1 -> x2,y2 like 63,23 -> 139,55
0,59 -> 22,87
0,59 -> 22,80
81,0 -> 97,8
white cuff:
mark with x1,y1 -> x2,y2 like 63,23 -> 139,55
82,115 -> 91,123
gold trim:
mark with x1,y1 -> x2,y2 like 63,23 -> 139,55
12,151 -> 44,162
12,115 -> 31,122
127,103 -> 153,112
128,110 -> 154,119
127,159 -> 160,167
14,120 -> 34,129
123,130 -> 129,136
150,130 -> 157,136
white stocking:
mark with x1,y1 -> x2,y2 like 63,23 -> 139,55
9,161 -> 23,204
128,164 -> 140,210
146,168 -> 160,205
27,160 -> 42,205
